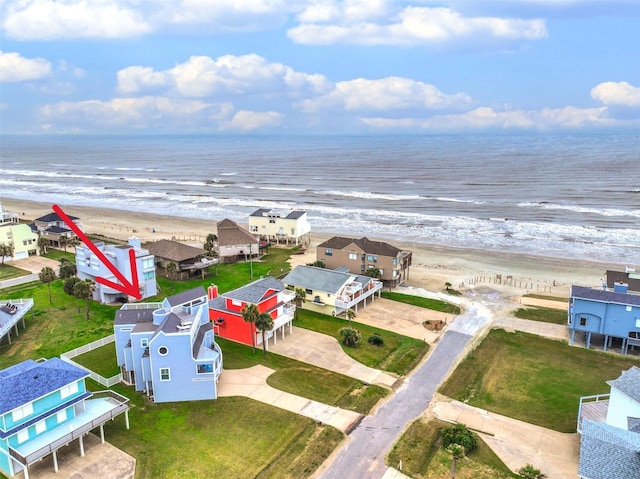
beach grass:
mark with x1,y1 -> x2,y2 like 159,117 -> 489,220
295,310 -> 429,376
439,329 -> 640,432
95,380 -> 343,479
381,291 -> 461,314
387,418 -> 516,479
0,263 -> 32,281
219,337 -> 388,414
72,342 -> 121,378
523,293 -> 568,301
512,306 -> 567,324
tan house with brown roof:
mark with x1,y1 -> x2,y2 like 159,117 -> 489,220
216,218 -> 259,263
145,239 -> 216,279
316,236 -> 412,288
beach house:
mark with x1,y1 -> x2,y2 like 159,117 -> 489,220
30,211 -> 82,248
114,286 -> 223,403
207,278 -> 296,349
282,265 -> 383,317
0,358 -> 129,478
577,366 -> 640,478
0,299 -> 33,346
605,267 -> 640,293
0,204 -> 39,261
568,284 -> 640,354
316,236 -> 412,288
216,218 -> 259,264
248,208 -> 311,246
76,237 -> 157,303
145,239 -> 216,280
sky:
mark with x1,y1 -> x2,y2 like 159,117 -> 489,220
0,0 -> 639,134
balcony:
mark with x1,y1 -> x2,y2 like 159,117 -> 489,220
272,306 -> 295,330
577,394 -> 609,433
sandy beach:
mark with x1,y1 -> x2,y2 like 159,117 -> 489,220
1,197 -> 626,296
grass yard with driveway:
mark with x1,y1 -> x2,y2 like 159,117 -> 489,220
440,328 -> 640,433
0,263 -> 32,281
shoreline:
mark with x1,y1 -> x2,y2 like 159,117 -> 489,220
2,197 -> 626,295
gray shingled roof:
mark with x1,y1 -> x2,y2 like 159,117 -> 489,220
249,208 -> 306,219
217,218 -> 257,247
45,225 -> 72,234
114,308 -> 155,325
318,236 -> 401,257
165,286 -> 207,307
571,285 -> 640,307
283,265 -> 351,294
607,366 -> 640,402
579,419 -> 640,479
145,239 -> 205,262
606,270 -> 640,292
0,358 -> 88,416
35,212 -> 78,223
224,277 -> 284,303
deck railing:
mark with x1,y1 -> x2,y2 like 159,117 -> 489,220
577,393 -> 610,433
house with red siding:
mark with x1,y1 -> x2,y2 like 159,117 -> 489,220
207,277 -> 295,350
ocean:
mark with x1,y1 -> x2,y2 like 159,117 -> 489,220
0,133 -> 638,264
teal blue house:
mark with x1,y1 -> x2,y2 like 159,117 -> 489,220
568,284 -> 640,354
0,358 -> 129,478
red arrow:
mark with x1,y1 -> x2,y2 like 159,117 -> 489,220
52,204 -> 142,300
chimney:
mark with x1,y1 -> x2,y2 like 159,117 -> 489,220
128,236 -> 141,249
614,282 -> 629,294
208,284 -> 218,300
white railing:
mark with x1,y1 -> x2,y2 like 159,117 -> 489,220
60,335 -> 122,387
0,298 -> 34,338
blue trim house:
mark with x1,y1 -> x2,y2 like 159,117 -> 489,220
0,358 -> 129,478
114,286 -> 223,403
577,366 -> 640,478
568,285 -> 640,354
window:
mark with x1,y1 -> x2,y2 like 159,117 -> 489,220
141,338 -> 149,348
57,409 -> 67,424
158,346 -> 168,356
144,271 -> 154,280
291,228 -> 295,235
197,363 -> 213,374
120,327 -> 132,332
348,253 -> 357,260
12,403 -> 33,422
250,225 -> 258,232
305,288 -> 313,295
35,420 -> 46,434
17,429 -> 29,444
142,257 -> 154,269
627,306 -> 633,312
160,368 -> 171,381
378,268 -> 383,275
393,270 -> 397,277
269,219 -> 276,224
361,265 -> 365,272
393,258 -> 398,265
261,226 -> 266,232
373,256 -> 377,263
60,382 -> 79,399
579,317 -> 587,326
325,249 -> 333,256
367,255 -> 373,261
231,299 -> 242,307
636,319 -> 640,328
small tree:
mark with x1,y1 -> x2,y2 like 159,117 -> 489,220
518,464 -> 547,479
73,279 -> 95,320
39,267 -> 57,304
441,424 -> 478,455
64,277 -> 81,313
166,261 -> 177,289
242,303 -> 260,354
37,237 -> 49,255
293,287 -> 306,319
59,258 -> 77,279
368,333 -> 384,346
0,243 -> 13,265
204,233 -> 217,256
346,308 -> 356,329
255,312 -> 274,356
68,237 -> 81,251
306,260 -> 325,268
339,327 -> 361,347
445,281 -> 452,291
58,235 -> 69,252
364,267 -> 381,279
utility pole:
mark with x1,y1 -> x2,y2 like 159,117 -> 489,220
249,243 -> 253,281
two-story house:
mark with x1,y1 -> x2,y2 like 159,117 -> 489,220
0,204 -> 38,261
76,237 -> 157,303
145,239 -> 214,280
606,267 -> 640,293
316,236 -> 412,288
216,218 -> 259,264
114,286 -> 223,403
0,358 -> 129,478
30,211 -> 82,248
207,277 -> 295,350
282,265 -> 383,317
577,366 -> 640,478
248,208 -> 311,246
568,284 -> 640,354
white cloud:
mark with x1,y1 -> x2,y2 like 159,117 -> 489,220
1,0 -> 151,40
221,110 -> 284,130
298,77 -> 473,112
0,51 -> 51,82
117,54 -> 331,98
288,6 -> 547,46
591,81 -> 640,107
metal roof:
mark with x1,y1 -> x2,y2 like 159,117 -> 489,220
283,265 -> 352,294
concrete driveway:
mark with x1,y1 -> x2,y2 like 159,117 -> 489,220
8,255 -> 60,274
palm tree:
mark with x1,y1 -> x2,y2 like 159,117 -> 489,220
448,443 -> 465,479
518,464 -> 547,479
293,287 -> 306,319
39,267 -> 57,304
445,281 -> 452,291
58,235 -> 69,252
37,237 -> 49,255
68,237 -> 81,252
204,233 -> 217,256
339,327 -> 361,347
255,312 -> 274,356
0,243 -> 13,265
346,308 -> 356,329
58,258 -> 77,279
166,261 -> 177,290
73,279 -> 95,320
241,303 -> 260,354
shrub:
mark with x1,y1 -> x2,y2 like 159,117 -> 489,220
441,423 -> 478,454
368,333 -> 384,346
339,328 -> 361,347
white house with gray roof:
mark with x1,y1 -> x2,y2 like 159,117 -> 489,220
248,208 -> 311,245
577,366 -> 640,478
283,265 -> 382,317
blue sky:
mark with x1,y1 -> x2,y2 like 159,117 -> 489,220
1,0 -> 639,134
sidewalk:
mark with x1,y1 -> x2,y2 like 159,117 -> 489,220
217,365 -> 362,433
493,316 -> 569,341
433,399 -> 579,479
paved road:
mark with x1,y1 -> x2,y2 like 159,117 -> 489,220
0,273 -> 40,290
318,330 -> 472,479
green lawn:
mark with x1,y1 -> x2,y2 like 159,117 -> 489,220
295,310 -> 429,376
42,249 -> 77,263
0,263 -> 32,281
382,291 -> 461,315
512,306 -> 567,324
72,342 -> 121,378
387,418 -> 516,479
219,337 -> 388,414
440,329 -> 640,432
523,293 -> 567,302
